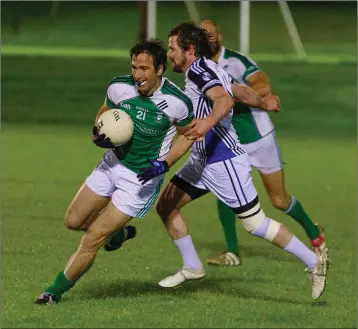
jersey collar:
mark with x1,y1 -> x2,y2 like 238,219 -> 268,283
141,76 -> 166,98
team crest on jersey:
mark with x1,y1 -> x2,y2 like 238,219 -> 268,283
155,113 -> 163,122
119,102 -> 131,110
201,72 -> 212,82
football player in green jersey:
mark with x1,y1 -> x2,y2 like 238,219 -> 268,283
200,20 -> 329,267
35,38 -> 197,304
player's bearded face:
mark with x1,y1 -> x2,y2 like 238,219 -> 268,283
171,53 -> 187,73
210,38 -> 221,55
168,36 -> 187,73
207,32 -> 221,56
131,53 -> 161,96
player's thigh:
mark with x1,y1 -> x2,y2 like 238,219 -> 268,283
83,201 -> 133,248
156,157 -> 209,218
110,161 -> 164,219
155,181 -> 192,219
245,130 -> 283,175
65,183 -> 110,229
66,151 -> 116,229
203,155 -> 258,211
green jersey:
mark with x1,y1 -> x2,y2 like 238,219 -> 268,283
218,47 -> 274,144
105,75 -> 194,173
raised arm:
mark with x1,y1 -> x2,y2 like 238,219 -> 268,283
231,83 -> 280,112
184,85 -> 234,141
246,71 -> 272,97
205,86 -> 235,126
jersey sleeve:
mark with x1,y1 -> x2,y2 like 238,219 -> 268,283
105,83 -> 122,108
230,54 -> 260,83
187,61 -> 223,95
162,95 -> 194,127
174,99 -> 194,127
105,76 -> 134,108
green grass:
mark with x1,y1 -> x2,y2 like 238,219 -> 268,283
1,124 -> 356,328
1,45 -> 356,65
1,1 -> 357,56
1,41 -> 357,328
2,56 -> 356,140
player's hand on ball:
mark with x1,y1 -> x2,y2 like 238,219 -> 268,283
262,95 -> 280,112
137,159 -> 169,185
92,126 -> 115,149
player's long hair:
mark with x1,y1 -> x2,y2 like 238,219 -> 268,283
168,21 -> 215,59
130,38 -> 167,73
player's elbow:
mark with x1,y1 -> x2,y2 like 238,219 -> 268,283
227,95 -> 235,109
222,94 -> 234,111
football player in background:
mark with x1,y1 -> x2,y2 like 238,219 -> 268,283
200,19 -> 329,267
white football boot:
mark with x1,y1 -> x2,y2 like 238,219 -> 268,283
306,253 -> 329,300
158,266 -> 206,288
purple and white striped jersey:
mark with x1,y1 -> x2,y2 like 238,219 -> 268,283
184,57 -> 245,164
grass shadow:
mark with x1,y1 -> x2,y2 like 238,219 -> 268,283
80,276 -> 320,307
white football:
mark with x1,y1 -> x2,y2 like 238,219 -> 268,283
97,109 -> 134,146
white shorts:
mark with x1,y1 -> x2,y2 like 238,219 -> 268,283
85,150 -> 164,219
244,130 -> 283,175
174,154 -> 258,210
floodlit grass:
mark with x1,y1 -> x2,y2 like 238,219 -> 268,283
1,52 -> 356,327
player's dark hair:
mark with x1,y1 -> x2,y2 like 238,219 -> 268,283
130,38 -> 167,73
168,21 -> 215,59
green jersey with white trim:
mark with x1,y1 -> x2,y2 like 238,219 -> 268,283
218,46 -> 274,144
105,75 -> 194,173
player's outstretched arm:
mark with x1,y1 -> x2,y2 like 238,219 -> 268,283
165,126 -> 195,168
231,83 -> 280,112
246,71 -> 272,97
184,86 -> 234,140
205,86 -> 235,125
137,126 -> 194,185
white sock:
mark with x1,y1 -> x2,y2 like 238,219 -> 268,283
174,234 -> 202,271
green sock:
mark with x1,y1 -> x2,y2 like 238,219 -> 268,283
285,196 -> 320,240
45,271 -> 76,300
217,199 -> 239,255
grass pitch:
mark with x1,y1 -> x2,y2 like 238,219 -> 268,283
1,51 -> 356,328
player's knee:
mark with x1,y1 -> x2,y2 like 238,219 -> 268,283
270,194 -> 290,211
64,208 -> 84,231
238,203 -> 281,242
155,198 -> 176,221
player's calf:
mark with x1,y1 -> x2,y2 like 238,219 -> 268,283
270,194 -> 290,211
235,199 -> 329,299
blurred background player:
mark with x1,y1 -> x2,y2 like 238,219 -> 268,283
199,19 -> 329,267
139,22 -> 329,300
35,39 -> 195,304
